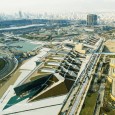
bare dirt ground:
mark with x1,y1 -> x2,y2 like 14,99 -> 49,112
104,40 -> 115,53
0,69 -> 21,98
0,59 -> 30,98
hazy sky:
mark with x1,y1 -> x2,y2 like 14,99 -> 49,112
0,0 -> 115,14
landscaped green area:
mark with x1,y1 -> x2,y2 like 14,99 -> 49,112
100,108 -> 115,115
80,93 -> 98,115
100,80 -> 115,115
0,58 -> 5,70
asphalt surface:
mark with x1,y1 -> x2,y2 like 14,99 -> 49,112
0,57 -> 17,80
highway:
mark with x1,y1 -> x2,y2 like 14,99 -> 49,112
68,54 -> 99,115
59,38 -> 104,115
0,57 -> 18,80
59,53 -> 99,115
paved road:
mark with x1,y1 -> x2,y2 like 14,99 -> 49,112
60,39 -> 104,115
0,57 -> 18,80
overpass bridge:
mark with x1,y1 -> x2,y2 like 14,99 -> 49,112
94,52 -> 115,55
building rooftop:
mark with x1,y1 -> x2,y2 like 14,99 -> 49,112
0,36 -> 103,115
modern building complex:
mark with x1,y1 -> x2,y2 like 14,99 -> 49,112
87,14 -> 98,26
0,34 -> 104,115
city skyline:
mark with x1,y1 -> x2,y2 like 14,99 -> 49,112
0,0 -> 115,14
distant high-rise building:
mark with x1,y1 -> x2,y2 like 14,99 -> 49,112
19,11 -> 23,19
87,14 -> 97,26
